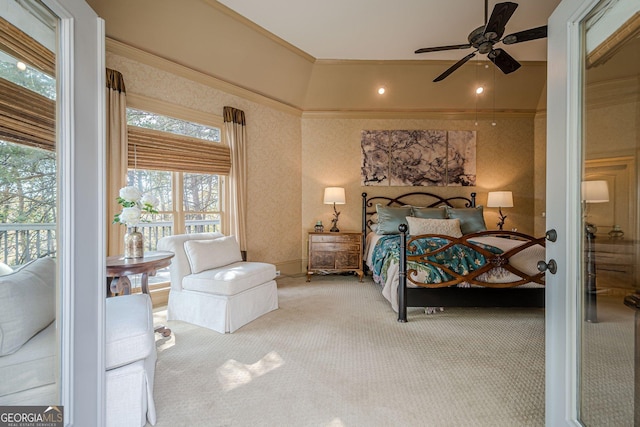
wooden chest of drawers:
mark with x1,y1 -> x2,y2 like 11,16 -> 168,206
307,232 -> 364,282
594,238 -> 637,289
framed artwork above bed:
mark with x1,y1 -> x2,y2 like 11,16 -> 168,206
361,129 -> 476,187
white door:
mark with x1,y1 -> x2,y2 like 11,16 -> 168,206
546,0 -> 640,425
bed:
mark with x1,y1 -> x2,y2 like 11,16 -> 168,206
362,191 -> 546,322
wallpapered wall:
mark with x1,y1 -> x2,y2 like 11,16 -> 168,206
106,47 -> 541,276
106,52 -> 303,273
301,116 -> 537,267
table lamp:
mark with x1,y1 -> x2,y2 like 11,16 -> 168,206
324,187 -> 346,232
487,191 -> 514,231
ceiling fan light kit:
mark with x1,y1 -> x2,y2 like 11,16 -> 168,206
415,1 -> 548,82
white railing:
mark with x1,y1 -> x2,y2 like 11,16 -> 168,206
0,223 -> 56,268
0,220 -> 220,268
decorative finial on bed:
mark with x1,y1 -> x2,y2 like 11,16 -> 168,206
324,187 -> 346,232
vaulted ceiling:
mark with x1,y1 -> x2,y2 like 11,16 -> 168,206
216,0 -> 560,61
86,0 -> 558,112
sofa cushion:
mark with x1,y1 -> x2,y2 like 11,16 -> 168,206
0,257 -> 56,356
106,294 -> 155,370
183,262 -> 276,296
157,232 -> 225,290
183,236 -> 243,274
0,321 -> 55,397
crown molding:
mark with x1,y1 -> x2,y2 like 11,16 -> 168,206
106,37 -> 304,117
301,109 -> 538,120
314,58 -> 548,67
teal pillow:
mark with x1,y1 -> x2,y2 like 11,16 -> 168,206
445,206 -> 487,235
412,207 -> 447,219
375,204 -> 413,234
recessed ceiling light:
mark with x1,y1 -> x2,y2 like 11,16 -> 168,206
16,61 -> 27,71
475,87 -> 484,94
377,87 -> 386,95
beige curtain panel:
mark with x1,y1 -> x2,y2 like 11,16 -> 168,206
223,106 -> 248,253
127,126 -> 231,175
106,68 -> 128,256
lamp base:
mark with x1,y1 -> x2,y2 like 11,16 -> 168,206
496,208 -> 507,231
330,203 -> 340,233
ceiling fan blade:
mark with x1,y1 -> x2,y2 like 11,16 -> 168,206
488,48 -> 521,74
502,25 -> 548,44
415,44 -> 472,54
483,2 -> 518,41
433,52 -> 477,82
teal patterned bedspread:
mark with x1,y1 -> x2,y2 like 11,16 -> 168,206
371,235 -> 503,286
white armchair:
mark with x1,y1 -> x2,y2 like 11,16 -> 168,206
157,233 -> 278,333
106,293 -> 157,427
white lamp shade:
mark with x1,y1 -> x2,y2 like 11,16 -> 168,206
486,191 -> 514,208
581,180 -> 609,203
323,187 -> 346,205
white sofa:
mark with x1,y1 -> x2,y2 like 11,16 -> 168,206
157,233 -> 278,333
0,259 -> 157,426
0,258 -> 58,405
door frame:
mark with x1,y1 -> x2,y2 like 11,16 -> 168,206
546,0 -> 601,425
39,0 -> 106,425
545,0 -> 640,423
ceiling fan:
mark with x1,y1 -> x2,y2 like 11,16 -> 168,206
415,1 -> 548,82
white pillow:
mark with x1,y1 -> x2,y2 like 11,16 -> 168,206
0,257 -> 56,356
0,262 -> 12,276
405,217 -> 463,238
183,236 -> 243,274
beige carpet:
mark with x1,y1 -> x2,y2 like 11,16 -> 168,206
581,294 -> 635,426
150,275 -> 548,426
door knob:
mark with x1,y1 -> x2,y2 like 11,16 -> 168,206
537,259 -> 557,274
545,229 -> 557,242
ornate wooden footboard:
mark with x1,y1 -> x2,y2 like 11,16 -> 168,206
361,191 -> 546,323
397,225 -> 546,322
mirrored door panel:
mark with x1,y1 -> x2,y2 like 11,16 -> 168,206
0,0 -> 59,406
580,2 -> 639,424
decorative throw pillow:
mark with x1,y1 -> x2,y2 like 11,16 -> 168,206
0,262 -> 12,276
405,217 -> 463,238
0,257 -> 56,356
375,204 -> 413,235
184,236 -> 243,274
412,206 -> 447,219
445,206 -> 487,235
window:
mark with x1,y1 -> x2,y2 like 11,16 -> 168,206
0,19 -> 56,267
125,107 -> 228,250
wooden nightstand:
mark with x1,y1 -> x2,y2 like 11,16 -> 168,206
307,231 -> 364,282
